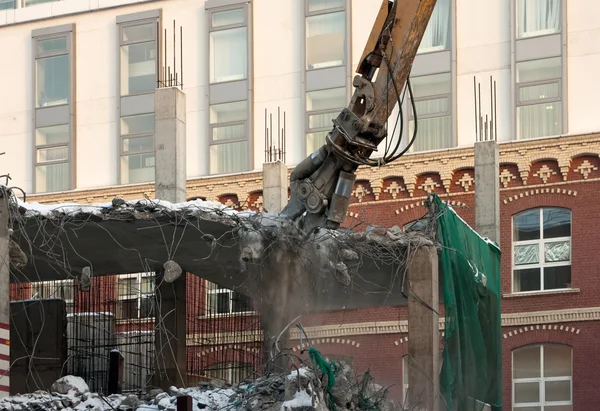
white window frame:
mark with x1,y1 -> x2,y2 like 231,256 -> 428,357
512,344 -> 573,410
512,0 -> 567,140
304,0 -> 347,71
116,273 -> 155,321
30,280 -> 74,313
205,281 -> 253,316
33,27 -> 74,194
206,3 -> 252,175
512,208 -> 572,293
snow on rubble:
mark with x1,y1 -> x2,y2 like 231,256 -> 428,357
0,361 -> 399,411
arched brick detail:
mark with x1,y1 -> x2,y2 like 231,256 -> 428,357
503,324 -> 580,350
292,337 -> 361,353
502,188 -> 577,205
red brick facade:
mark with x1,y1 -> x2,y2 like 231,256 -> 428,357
13,134 -> 600,409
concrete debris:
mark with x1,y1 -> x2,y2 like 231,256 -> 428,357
80,266 -> 91,292
163,260 -> 183,282
0,362 -> 403,411
339,249 -> 359,262
8,239 -> 27,269
334,262 -> 351,286
112,197 -> 126,208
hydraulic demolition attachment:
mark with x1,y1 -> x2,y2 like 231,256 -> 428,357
281,0 -> 437,234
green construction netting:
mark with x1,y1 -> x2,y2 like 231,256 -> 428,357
434,194 -> 503,411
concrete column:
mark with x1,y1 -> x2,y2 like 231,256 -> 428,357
153,271 -> 187,390
407,246 -> 439,411
153,87 -> 188,389
474,141 -> 500,244
0,189 -> 10,397
262,161 -> 288,214
155,87 -> 187,204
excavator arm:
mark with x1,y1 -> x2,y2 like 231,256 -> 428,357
281,0 -> 437,234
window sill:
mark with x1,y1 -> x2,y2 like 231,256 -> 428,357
503,288 -> 580,299
197,311 -> 257,319
116,317 -> 155,325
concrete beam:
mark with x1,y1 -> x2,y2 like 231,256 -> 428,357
262,161 -> 288,214
474,141 -> 500,244
407,246 -> 439,411
0,190 -> 10,397
155,87 -> 187,203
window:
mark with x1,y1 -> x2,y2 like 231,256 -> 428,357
305,0 -> 346,70
514,0 -> 564,140
516,57 -> 562,140
408,73 -> 453,152
118,12 -> 159,184
120,113 -> 155,184
512,208 -> 571,292
30,280 -> 74,313
306,87 -> 346,154
207,4 -> 251,175
209,101 -> 249,175
119,21 -> 157,96
117,273 -> 155,320
418,0 -> 451,54
517,0 -> 561,39
33,26 -> 73,194
204,362 -> 253,385
513,344 -> 572,410
0,0 -> 14,11
24,0 -> 56,6
209,8 -> 247,84
206,281 -> 253,315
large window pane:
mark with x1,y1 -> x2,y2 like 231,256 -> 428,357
36,124 -> 69,145
123,136 -> 154,153
544,241 -> 570,263
24,0 -> 56,6
514,244 -> 540,266
210,101 -> 247,124
411,73 -> 452,97
307,0 -> 344,13
517,101 -> 562,140
120,42 -> 156,95
122,23 -> 154,43
513,209 -> 541,241
517,0 -> 561,39
408,116 -> 452,152
514,268 -> 541,292
212,8 -> 244,27
121,153 -> 155,184
121,113 -> 155,135
210,27 -> 247,83
517,57 -> 561,83
414,97 -> 450,117
36,163 -> 69,193
307,131 -> 328,154
212,124 -> 245,142
544,344 -> 571,377
513,345 -> 541,378
36,54 -> 69,107
308,111 -> 338,130
210,141 -> 249,175
306,11 -> 345,70
37,146 -> 68,163
543,266 -> 571,289
545,381 -> 571,402
418,0 -> 450,53
543,208 -> 571,238
38,36 -> 67,54
306,87 -> 346,111
514,382 -> 540,403
519,82 -> 560,104
0,0 -> 14,10
208,291 -> 231,314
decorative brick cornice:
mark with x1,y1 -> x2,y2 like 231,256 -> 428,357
24,133 -> 600,209
502,324 -> 580,340
286,307 -> 600,341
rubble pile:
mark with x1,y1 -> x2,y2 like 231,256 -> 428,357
0,362 -> 399,411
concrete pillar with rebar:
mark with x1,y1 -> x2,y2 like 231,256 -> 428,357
0,189 -> 10,397
153,87 -> 188,389
475,140 -> 500,244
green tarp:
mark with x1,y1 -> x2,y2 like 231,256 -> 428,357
433,194 -> 503,411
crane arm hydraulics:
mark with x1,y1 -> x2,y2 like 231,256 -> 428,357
281,0 -> 437,234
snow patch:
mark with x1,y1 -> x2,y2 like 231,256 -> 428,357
282,390 -> 313,410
